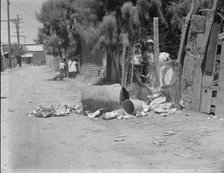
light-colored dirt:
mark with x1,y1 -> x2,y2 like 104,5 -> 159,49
1,65 -> 224,173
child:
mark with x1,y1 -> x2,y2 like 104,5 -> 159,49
68,59 -> 72,78
71,59 -> 78,78
59,59 -> 65,80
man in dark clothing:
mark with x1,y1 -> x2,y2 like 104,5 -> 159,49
16,55 -> 22,67
63,58 -> 69,77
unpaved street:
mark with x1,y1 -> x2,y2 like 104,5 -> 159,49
1,65 -> 224,173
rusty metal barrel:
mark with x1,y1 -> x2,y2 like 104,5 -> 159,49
122,99 -> 144,115
81,84 -> 130,112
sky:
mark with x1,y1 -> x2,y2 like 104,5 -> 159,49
1,0 -> 46,44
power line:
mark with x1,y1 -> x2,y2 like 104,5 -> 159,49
10,3 -> 36,20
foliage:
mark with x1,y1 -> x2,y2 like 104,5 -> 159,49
2,43 -> 26,57
36,0 -> 223,81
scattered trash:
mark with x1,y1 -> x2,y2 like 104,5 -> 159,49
87,108 -> 104,118
143,102 -> 151,112
73,103 -> 83,114
164,130 -> 176,136
150,96 -> 167,108
152,136 -> 166,146
102,111 -> 119,120
113,137 -> 125,142
8,108 -> 16,112
136,111 -> 146,117
117,114 -> 134,120
173,149 -> 192,158
25,99 -> 33,103
160,113 -> 168,117
27,104 -> 72,118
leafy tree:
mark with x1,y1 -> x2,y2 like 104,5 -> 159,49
2,43 -> 26,57
36,0 -> 77,57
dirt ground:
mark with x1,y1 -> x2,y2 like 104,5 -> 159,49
1,65 -> 224,173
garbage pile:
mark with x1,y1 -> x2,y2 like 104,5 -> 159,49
78,84 -> 178,120
27,84 -> 178,119
27,104 -> 77,118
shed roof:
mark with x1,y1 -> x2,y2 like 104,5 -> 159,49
25,45 -> 44,52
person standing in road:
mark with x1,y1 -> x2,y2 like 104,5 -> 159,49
59,59 -> 65,80
63,57 -> 68,77
70,59 -> 77,79
16,54 -> 22,67
68,59 -> 72,78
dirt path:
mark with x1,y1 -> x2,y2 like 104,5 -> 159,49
1,65 -> 224,173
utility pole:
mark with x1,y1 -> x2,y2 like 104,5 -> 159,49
16,14 -> 20,45
11,35 -> 27,44
7,0 -> 12,68
20,35 -> 28,44
11,14 -> 23,45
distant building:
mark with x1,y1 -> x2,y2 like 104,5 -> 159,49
22,44 -> 45,65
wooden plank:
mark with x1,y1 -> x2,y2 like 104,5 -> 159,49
192,55 -> 203,111
200,75 -> 213,113
216,41 -> 224,117
211,96 -> 218,106
130,45 -> 135,85
191,0 -> 218,112
204,24 -> 219,75
190,15 -> 205,33
200,24 -> 219,113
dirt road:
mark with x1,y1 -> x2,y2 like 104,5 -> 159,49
1,65 -> 224,173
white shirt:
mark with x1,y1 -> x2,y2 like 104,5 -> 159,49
59,62 -> 65,69
69,61 -> 77,72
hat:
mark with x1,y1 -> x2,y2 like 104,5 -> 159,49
146,39 -> 154,44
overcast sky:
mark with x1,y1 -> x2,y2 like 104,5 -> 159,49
1,0 -> 46,44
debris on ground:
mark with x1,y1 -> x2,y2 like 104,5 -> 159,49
73,103 -> 83,114
8,108 -> 16,112
87,108 -> 104,118
172,148 -> 193,158
164,130 -> 176,136
152,136 -> 166,147
25,99 -> 33,103
28,104 -> 73,118
117,114 -> 134,120
113,137 -> 125,142
102,111 -> 119,120
77,84 -> 181,120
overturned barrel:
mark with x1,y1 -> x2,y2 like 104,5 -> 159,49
122,99 -> 144,115
81,84 -> 130,112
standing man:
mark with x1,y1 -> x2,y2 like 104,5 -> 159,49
63,57 -> 68,77
59,59 -> 65,80
146,39 -> 154,81
16,54 -> 22,67
141,39 -> 154,83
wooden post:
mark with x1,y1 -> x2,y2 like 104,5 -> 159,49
192,0 -> 218,112
216,41 -> 224,117
121,45 -> 127,87
177,0 -> 196,65
121,33 -> 129,88
153,17 -> 160,87
130,44 -> 135,85
7,0 -> 12,69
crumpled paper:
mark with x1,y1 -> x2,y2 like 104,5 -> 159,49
28,104 -> 72,118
